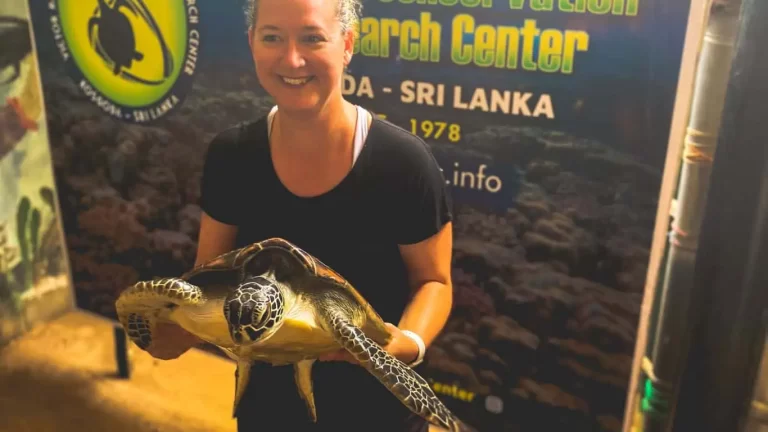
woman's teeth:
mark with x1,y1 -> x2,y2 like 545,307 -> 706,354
282,76 -> 311,85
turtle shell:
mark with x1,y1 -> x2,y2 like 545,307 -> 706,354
181,238 -> 391,343
183,238 -> 346,285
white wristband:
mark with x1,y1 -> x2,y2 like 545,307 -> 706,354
401,330 -> 426,367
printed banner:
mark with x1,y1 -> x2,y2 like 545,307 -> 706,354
0,1 -> 74,345
342,1 -> 693,430
27,0 -> 694,430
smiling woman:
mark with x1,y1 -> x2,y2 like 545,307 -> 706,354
245,0 -> 359,119
144,0 -> 461,431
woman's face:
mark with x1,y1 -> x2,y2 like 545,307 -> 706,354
248,0 -> 354,114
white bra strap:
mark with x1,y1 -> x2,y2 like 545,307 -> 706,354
267,105 -> 371,166
267,105 -> 278,138
352,105 -> 370,165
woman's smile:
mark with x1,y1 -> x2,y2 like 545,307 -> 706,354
279,75 -> 314,86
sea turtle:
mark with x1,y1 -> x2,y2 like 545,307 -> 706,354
115,237 -> 475,432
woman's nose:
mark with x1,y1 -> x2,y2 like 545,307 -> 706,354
282,42 -> 306,68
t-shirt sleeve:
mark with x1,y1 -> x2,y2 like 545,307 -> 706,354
393,137 -> 454,245
199,128 -> 241,225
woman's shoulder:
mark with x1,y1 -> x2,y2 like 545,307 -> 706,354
369,116 -> 424,146
206,115 -> 270,156
367,116 -> 438,166
362,116 -> 448,195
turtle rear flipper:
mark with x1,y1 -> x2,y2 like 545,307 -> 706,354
115,277 -> 206,353
232,359 -> 318,422
233,359 -> 252,418
325,313 -> 476,432
294,359 -> 318,422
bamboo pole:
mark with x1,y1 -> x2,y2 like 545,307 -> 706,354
668,0 -> 768,428
621,2 -> 712,429
634,1 -> 743,431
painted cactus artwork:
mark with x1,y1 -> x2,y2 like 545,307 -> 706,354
0,1 -> 74,345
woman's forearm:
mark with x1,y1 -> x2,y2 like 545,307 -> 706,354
397,280 -> 453,348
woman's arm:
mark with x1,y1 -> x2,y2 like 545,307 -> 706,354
376,222 -> 453,365
319,223 -> 453,366
321,129 -> 453,366
194,211 -> 239,266
396,221 -> 453,349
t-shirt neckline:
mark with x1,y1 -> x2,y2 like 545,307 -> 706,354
263,107 -> 378,201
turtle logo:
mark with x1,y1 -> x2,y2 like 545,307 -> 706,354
48,0 -> 200,123
87,0 -> 174,85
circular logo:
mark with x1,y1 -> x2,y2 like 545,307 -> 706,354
49,0 -> 200,123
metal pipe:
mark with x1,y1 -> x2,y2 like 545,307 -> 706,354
638,1 -> 743,430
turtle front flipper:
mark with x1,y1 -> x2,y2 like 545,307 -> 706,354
294,359 -> 318,422
115,277 -> 206,354
325,313 -> 476,432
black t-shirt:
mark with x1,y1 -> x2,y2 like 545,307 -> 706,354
199,113 -> 453,431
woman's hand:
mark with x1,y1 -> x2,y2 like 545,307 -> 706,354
318,323 -> 420,366
381,323 -> 421,364
144,322 -> 204,360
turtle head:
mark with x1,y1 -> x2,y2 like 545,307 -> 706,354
223,276 -> 285,345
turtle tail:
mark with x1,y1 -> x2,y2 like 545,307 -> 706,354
114,277 -> 206,351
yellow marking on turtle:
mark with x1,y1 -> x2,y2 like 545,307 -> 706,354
257,313 -> 337,353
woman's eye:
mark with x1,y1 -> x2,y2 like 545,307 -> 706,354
304,35 -> 323,43
262,34 -> 279,42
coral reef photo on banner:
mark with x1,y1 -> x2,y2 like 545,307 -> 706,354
26,0 -> 695,430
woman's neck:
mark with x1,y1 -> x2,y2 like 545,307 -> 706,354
272,98 -> 358,155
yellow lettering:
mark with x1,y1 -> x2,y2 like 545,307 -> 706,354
450,15 -> 590,73
354,13 -> 441,62
428,381 -> 478,402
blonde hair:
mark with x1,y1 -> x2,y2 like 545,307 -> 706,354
244,0 -> 362,35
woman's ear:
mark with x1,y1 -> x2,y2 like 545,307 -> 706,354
248,27 -> 260,67
343,30 -> 355,66
248,27 -> 255,50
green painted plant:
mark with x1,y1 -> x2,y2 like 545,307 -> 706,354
0,222 -> 21,312
0,222 -> 16,273
15,196 -> 40,292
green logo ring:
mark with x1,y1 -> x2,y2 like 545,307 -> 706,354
50,0 -> 200,123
